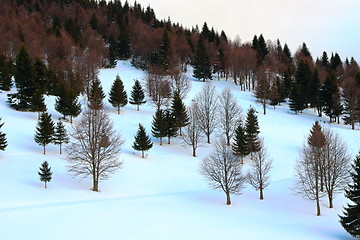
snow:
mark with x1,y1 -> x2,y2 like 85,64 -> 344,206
0,60 -> 358,239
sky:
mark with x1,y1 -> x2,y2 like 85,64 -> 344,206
129,0 -> 360,61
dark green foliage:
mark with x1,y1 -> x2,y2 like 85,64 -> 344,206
0,118 -> 7,151
308,67 -> 321,109
64,18 -> 81,44
30,88 -> 47,115
89,78 -> 106,111
129,80 -> 146,111
116,17 -> 132,60
0,54 -> 13,91
321,51 -> 329,68
257,34 -> 269,62
245,107 -> 260,155
232,121 -> 248,164
133,124 -> 153,158
54,84 -> 81,123
108,75 -> 127,114
53,120 -> 69,154
192,35 -> 212,81
321,73 -> 342,122
283,43 -> 292,60
340,153 -> 360,238
170,93 -> 189,136
33,57 -> 49,94
34,112 -> 55,155
300,43 -> 311,58
38,161 -> 52,189
164,109 -> 177,144
151,109 -> 166,145
331,53 -> 342,71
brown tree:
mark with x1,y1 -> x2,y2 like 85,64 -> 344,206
182,102 -> 203,157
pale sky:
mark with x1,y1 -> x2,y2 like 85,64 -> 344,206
130,0 -> 360,61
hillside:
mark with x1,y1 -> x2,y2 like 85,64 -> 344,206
0,61 -> 358,239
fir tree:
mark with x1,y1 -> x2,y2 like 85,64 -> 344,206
108,75 -> 127,114
54,84 -> 81,123
0,118 -> 7,151
34,112 -> 55,155
151,109 -> 166,145
89,78 -> 105,111
0,54 -> 13,91
232,121 -> 248,164
322,73 -> 342,123
38,161 -> 52,189
283,43 -> 292,60
129,80 -> 146,111
340,153 -> 360,238
192,35 -> 212,82
164,109 -> 177,144
245,107 -> 260,156
170,93 -> 189,136
133,124 -> 153,158
53,120 -> 69,154
30,88 -> 47,118
33,57 -> 49,94
257,34 -> 269,62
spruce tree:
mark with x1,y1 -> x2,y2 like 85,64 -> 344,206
322,73 -> 342,123
164,109 -> 177,144
55,84 -> 81,123
340,153 -> 360,238
133,124 -> 153,158
30,89 -> 47,118
33,57 -> 49,94
89,78 -> 105,111
53,120 -> 69,154
0,54 -> 13,91
129,80 -> 146,111
232,121 -> 248,164
170,93 -> 189,136
151,109 -> 166,145
108,75 -> 127,114
0,118 -> 7,151
38,161 -> 52,189
192,35 -> 212,82
34,112 -> 55,155
245,106 -> 260,156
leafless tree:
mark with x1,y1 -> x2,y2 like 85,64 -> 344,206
255,66 -> 272,115
200,137 -> 246,205
194,84 -> 218,144
65,107 -> 124,192
247,140 -> 272,200
182,102 -> 203,157
168,65 -> 191,100
219,88 -> 242,145
322,129 -> 351,208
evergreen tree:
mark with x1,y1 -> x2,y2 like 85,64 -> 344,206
0,118 -> 7,151
170,93 -> 189,136
133,124 -> 153,158
157,29 -> 171,70
129,80 -> 146,111
232,121 -> 248,164
151,109 -> 166,145
53,120 -> 69,154
88,78 -> 105,111
30,88 -> 47,118
308,67 -> 321,110
164,109 -> 177,144
192,35 -> 212,82
54,84 -> 81,123
252,35 -> 259,52
38,161 -> 52,189
34,112 -> 55,155
322,73 -> 342,123
108,75 -> 127,114
0,54 -> 13,91
33,57 -> 49,94
283,43 -> 292,61
340,153 -> 360,238
116,18 -> 131,60
257,34 -> 269,62
245,107 -> 260,156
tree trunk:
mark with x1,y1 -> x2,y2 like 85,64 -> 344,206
179,127 -> 182,136
93,177 -> 98,192
43,145 -> 46,155
59,143 -> 62,154
167,136 -> 170,144
117,104 -> 120,114
192,147 -> 196,157
141,150 -> 144,158
207,133 -> 211,144
259,187 -> 264,200
44,182 -> 47,189
137,104 -> 139,111
328,194 -> 333,208
263,103 -> 266,115
226,192 -> 231,205
316,198 -> 321,216
160,137 -> 162,146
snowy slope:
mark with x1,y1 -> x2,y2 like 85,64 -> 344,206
0,61 -> 358,240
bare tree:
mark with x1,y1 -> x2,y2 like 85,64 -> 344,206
200,137 -> 246,205
247,140 -> 272,200
182,102 -> 203,157
255,65 -> 272,115
322,129 -> 351,208
219,88 -> 242,145
194,84 -> 218,144
65,107 -> 124,192
168,65 -> 191,100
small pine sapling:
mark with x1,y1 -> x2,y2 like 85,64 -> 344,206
53,120 -> 69,154
38,161 -> 52,189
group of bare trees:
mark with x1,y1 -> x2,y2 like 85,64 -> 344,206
295,121 -> 350,215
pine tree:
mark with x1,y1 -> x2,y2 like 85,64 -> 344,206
322,73 -> 342,123
0,118 -> 7,151
245,107 -> 260,156
55,84 -> 81,123
340,153 -> 360,238
164,109 -> 177,144
38,161 -> 52,189
53,120 -> 69,154
133,124 -> 153,158
232,121 -> 248,164
34,112 -> 55,155
33,57 -> 49,94
129,80 -> 146,111
170,93 -> 189,136
30,88 -> 47,118
151,109 -> 166,146
0,54 -> 13,91
192,35 -> 212,82
108,75 -> 127,114
89,78 -> 105,111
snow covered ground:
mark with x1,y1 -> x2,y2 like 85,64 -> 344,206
0,61 -> 358,239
